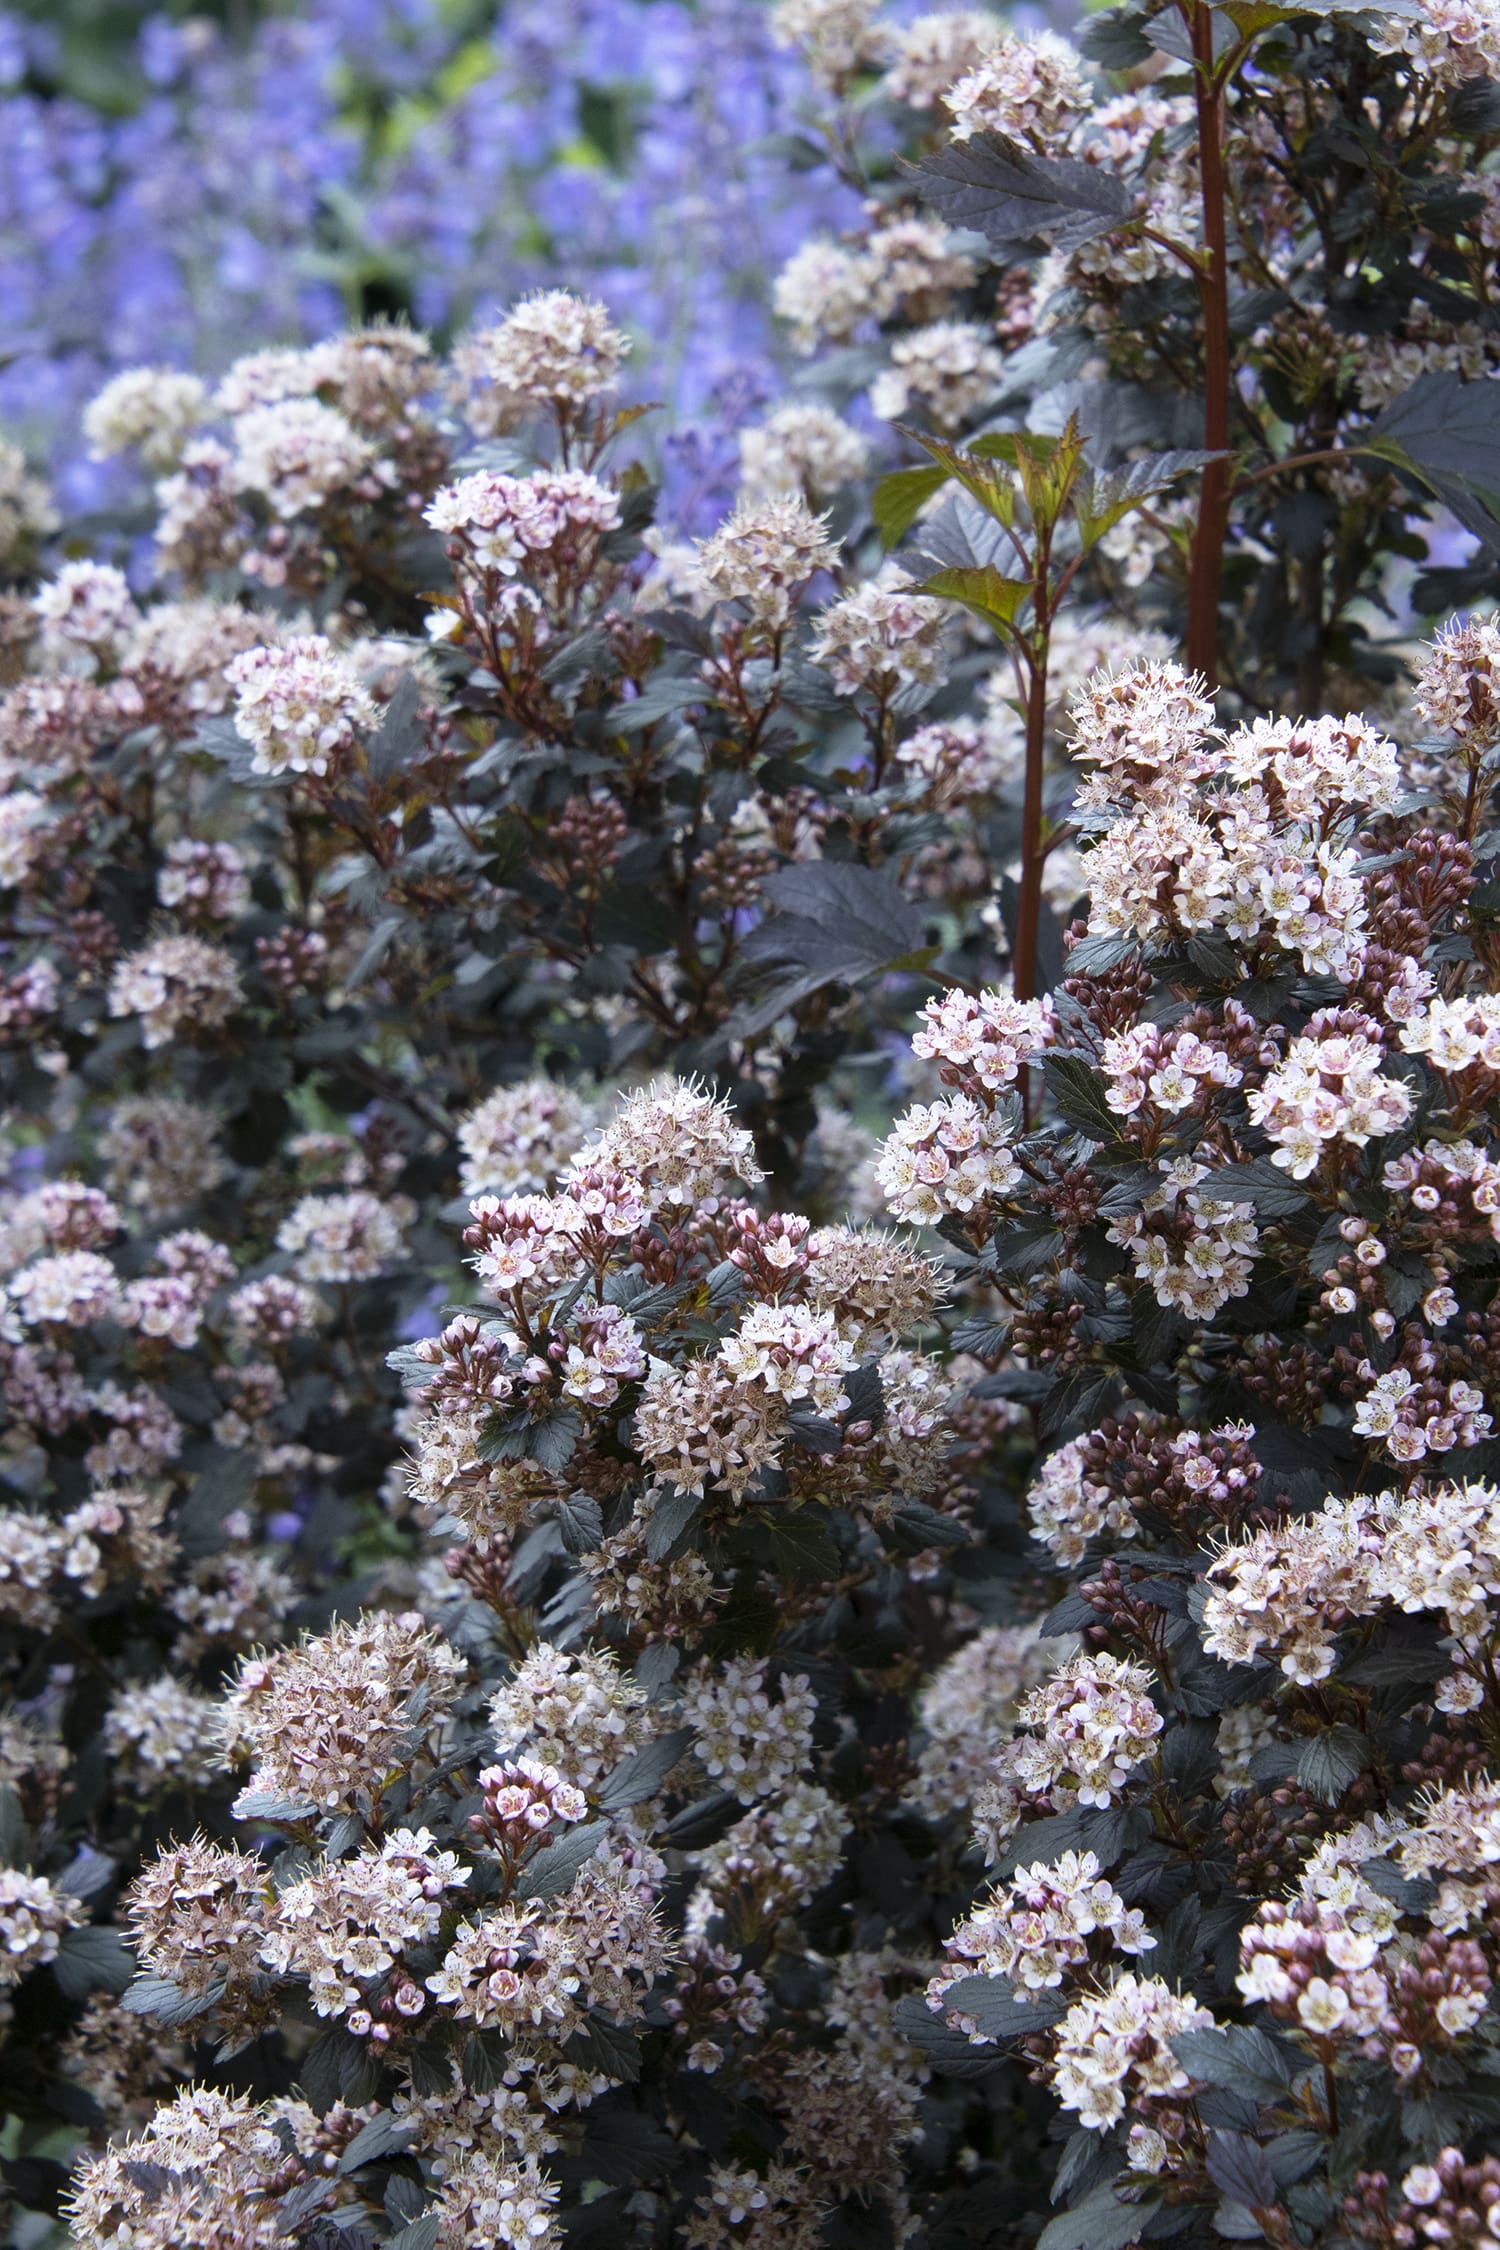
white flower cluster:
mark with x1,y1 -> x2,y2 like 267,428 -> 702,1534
106,935 -> 244,1050
1069,661 -> 1219,811
98,1095 -> 226,1218
869,321 -> 1005,429
1073,671 -> 1384,979
1397,1777 -> 1500,1933
1371,0 -> 1500,86
689,1780 -> 850,1918
157,838 -> 251,922
1048,1973 -> 1214,2130
453,289 -> 629,433
1220,712 -> 1402,819
771,0 -> 890,88
773,239 -> 876,352
68,2086 -> 331,2247
0,438 -> 57,560
945,31 -> 1089,145
1203,1481 -> 1500,1693
632,1356 -> 789,1501
487,1642 -> 654,1791
0,1868 -> 85,1987
929,1850 -> 1155,2031
682,1659 -> 819,1800
718,1301 -> 857,1413
803,1224 -> 947,1342
1351,1362 -> 1489,1466
104,1677 -> 222,1790
432,2151 -> 562,2250
559,1303 -> 647,1407
1398,994 -> 1500,1082
458,1080 -> 593,1206
82,365 -> 210,469
881,9 -> 1004,108
227,635 -> 378,778
875,1093 -> 1022,1225
910,985 -> 1054,1092
1105,1156 -> 1259,1318
738,402 -> 870,503
222,1611 -> 467,1814
262,1827 -> 469,2022
1413,615 -> 1500,745
426,468 -> 621,577
1099,1022 -> 1242,1120
1026,1436 -> 1136,1563
574,1078 -> 764,1212
1001,1652 -> 1163,1810
0,789 -> 49,889
809,572 -> 947,696
33,560 -> 137,667
230,395 -> 378,517
275,1191 -> 408,1284
425,1862 -> 671,2036
1248,1012 -> 1414,1178
694,497 -> 839,631
1085,805 -> 1372,977
1384,1136 -> 1500,1242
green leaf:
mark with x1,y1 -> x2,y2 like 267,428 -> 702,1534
230,1790 -> 321,1823
1079,3 -> 1155,66
53,1927 -> 135,2000
730,863 -> 933,1036
873,462 -> 952,545
915,563 -> 1030,635
663,1790 -> 741,1847
1172,2025 -> 1297,2103
1072,451 -> 1216,551
759,1509 -> 841,1579
1192,1161 -> 1310,1218
645,1486 -> 702,1561
517,1818 -> 608,1899
479,1403 -> 581,1476
890,1497 -> 972,1551
1064,931 -> 1140,976
388,2222 -> 440,2250
1206,2132 -> 1281,2214
567,2015 -> 643,2081
1037,2184 -> 1155,2250
891,1993 -> 1010,2080
898,427 -> 1023,525
910,131 -> 1133,255
996,1804 -> 1148,1877
1450,76 -> 1500,133
951,1315 -> 1010,1356
556,1491 -> 605,1556
606,672 -> 708,734
595,1727 -> 693,1811
1296,1726 -> 1370,1806
935,1974 -> 1067,2041
1045,1054 -> 1120,1142
366,671 -> 425,780
338,2110 -> 416,2173
1364,373 -> 1500,552
122,1971 -> 220,2027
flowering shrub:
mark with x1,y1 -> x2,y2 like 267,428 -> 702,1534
5,0 -> 1500,2241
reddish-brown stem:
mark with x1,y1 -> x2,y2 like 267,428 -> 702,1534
1185,0 -> 1233,687
1012,646 -> 1049,1007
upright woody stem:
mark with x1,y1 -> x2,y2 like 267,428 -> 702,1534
1184,0 -> 1233,688
1012,640 -> 1050,1006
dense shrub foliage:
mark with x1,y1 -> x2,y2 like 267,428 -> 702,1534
5,0 -> 1500,2246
